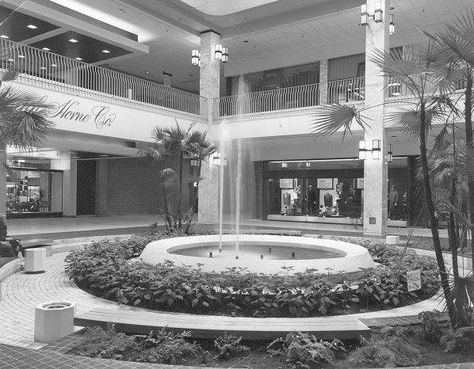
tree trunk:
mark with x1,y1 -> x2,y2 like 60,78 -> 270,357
177,152 -> 184,228
419,105 -> 456,328
464,69 -> 474,270
162,184 -> 172,231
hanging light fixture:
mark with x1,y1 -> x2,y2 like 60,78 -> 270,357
387,144 -> 393,163
389,14 -> 395,35
374,0 -> 383,23
213,153 -> 221,166
360,4 -> 369,26
191,49 -> 200,66
222,47 -> 229,63
214,44 -> 223,60
305,161 -> 311,168
281,162 -> 288,168
190,157 -> 199,167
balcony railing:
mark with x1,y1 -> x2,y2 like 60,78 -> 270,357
0,38 -> 205,116
215,83 -> 320,117
327,77 -> 365,104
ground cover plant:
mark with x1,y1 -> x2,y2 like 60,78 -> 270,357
65,232 -> 440,318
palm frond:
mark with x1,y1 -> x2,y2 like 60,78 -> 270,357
312,104 -> 368,140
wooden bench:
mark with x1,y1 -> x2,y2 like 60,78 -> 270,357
75,307 -> 371,340
20,239 -> 54,257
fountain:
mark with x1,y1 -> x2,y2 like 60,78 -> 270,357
140,76 -> 376,275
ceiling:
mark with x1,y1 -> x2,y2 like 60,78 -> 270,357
1,0 -> 473,93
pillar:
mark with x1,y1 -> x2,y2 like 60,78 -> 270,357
163,72 -> 172,87
319,59 -> 328,104
362,0 -> 389,236
95,159 -> 108,216
197,30 -> 221,224
51,153 -> 77,216
0,146 -> 6,217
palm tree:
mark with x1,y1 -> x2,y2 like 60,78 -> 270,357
312,46 -> 460,327
422,8 -> 474,269
0,68 -> 53,232
140,119 -> 215,229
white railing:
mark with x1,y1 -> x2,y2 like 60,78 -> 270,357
0,38 -> 206,116
215,83 -> 320,117
327,77 -> 365,104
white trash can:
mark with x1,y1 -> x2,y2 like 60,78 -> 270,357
34,301 -> 76,343
25,248 -> 46,273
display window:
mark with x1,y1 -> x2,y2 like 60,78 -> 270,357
6,168 -> 63,218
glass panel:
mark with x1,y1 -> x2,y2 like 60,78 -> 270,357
6,169 -> 63,215
268,178 -> 304,216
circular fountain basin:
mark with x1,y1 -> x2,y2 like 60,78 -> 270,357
140,235 -> 376,274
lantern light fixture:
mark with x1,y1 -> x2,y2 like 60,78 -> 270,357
389,14 -> 395,35
214,43 -> 223,60
360,1 -> 387,26
191,49 -> 200,66
222,47 -> 229,63
358,139 -> 381,160
281,162 -> 288,168
213,152 -> 227,166
387,144 -> 393,163
190,157 -> 199,167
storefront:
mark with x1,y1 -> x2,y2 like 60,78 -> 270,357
6,166 -> 63,218
257,157 -> 416,226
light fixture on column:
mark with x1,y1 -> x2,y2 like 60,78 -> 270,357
387,144 -> 393,163
191,49 -> 200,66
213,152 -> 221,166
190,157 -> 199,167
222,47 -> 229,63
360,0 -> 384,26
371,139 -> 381,159
358,140 -> 367,160
215,44 -> 222,60
358,139 -> 381,160
389,14 -> 395,35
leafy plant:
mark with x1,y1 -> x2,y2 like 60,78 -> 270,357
345,335 -> 421,368
418,310 -> 443,343
71,324 -> 204,365
213,333 -> 249,360
267,332 -> 345,368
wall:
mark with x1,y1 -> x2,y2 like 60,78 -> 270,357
103,157 -> 193,216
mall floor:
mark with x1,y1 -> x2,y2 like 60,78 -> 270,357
6,214 -> 448,240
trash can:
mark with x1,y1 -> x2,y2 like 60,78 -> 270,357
25,248 -> 46,273
34,301 -> 75,342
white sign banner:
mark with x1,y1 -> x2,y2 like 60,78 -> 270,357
317,178 -> 333,189
279,178 -> 294,189
407,270 -> 422,292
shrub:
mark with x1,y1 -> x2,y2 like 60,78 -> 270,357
0,214 -> 7,241
267,332 -> 345,368
213,333 -> 249,360
72,324 -> 204,364
345,335 -> 421,368
418,310 -> 443,343
65,234 -> 440,318
0,241 -> 15,257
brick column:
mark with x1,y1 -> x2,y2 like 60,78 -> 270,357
362,0 -> 389,236
95,159 -> 108,216
197,30 -> 221,224
319,59 -> 328,104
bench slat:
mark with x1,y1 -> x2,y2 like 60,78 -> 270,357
75,307 -> 370,340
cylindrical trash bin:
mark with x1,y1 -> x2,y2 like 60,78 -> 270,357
25,248 -> 46,273
34,301 -> 75,343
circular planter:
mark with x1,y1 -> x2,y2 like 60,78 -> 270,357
34,301 -> 75,343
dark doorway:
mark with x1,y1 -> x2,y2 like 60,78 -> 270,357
76,160 -> 96,215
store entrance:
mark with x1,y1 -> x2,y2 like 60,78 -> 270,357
76,160 -> 96,215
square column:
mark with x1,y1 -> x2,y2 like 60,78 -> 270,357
0,146 -> 6,216
198,30 -> 221,224
51,153 -> 77,217
95,159 -> 108,216
362,0 -> 389,236
319,59 -> 328,104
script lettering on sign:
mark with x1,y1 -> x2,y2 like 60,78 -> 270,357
23,96 -> 117,129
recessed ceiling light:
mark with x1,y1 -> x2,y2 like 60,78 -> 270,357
1,35 -> 10,39
7,58 -> 13,62
102,49 -> 111,54
40,66 -> 47,70
69,38 -> 78,43
243,40 -> 249,43
18,55 -> 25,58
27,24 -> 37,29
51,63 -> 58,67
75,57 -> 82,61
42,47 -> 50,51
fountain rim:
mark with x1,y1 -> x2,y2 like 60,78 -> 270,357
140,234 -> 377,274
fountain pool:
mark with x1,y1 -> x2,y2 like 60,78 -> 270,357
140,235 -> 376,274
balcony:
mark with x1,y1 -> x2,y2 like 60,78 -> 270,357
0,38 -> 206,117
